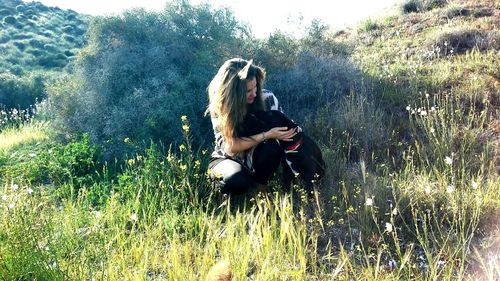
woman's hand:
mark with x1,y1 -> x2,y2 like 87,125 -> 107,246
265,127 -> 297,141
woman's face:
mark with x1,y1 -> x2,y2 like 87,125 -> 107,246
246,77 -> 257,104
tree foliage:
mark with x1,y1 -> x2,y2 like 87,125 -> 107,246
49,0 -> 250,158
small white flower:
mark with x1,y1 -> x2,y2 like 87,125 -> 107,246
130,213 -> 137,222
11,184 -> 19,191
94,211 -> 101,219
420,110 -> 427,116
1,195 -> 7,201
425,93 -> 430,98
446,185 -> 454,193
26,188 -> 33,195
392,208 -> 398,216
365,197 -> 373,206
444,156 -> 453,165
471,181 -> 479,189
406,106 -> 411,111
8,203 -> 15,209
425,185 -> 431,194
431,106 -> 436,111
430,128 -> 435,134
385,222 -> 393,233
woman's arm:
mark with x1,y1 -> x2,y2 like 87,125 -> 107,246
224,127 -> 297,155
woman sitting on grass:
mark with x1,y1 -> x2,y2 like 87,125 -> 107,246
206,58 -> 296,195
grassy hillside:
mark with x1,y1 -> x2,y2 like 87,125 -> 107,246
0,0 -> 88,109
0,0 -> 498,280
0,0 -> 87,73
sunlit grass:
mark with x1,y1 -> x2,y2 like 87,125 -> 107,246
0,121 -> 49,151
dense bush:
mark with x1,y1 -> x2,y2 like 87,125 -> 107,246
0,72 -> 46,109
49,0 -> 250,158
402,0 -> 448,13
266,52 -> 364,123
427,28 -> 499,57
0,134 -> 101,188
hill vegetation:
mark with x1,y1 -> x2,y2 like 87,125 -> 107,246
0,0 -> 498,279
0,0 -> 88,109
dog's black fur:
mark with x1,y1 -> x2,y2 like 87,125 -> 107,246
237,110 -> 325,190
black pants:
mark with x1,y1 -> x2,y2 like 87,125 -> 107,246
208,141 -> 284,195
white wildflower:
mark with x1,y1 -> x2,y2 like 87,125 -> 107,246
471,181 -> 479,189
385,222 -> 393,233
444,156 -> 453,165
26,188 -> 33,195
11,184 -> 19,191
406,106 -> 411,111
420,110 -> 427,116
8,203 -> 15,209
392,208 -> 398,216
1,195 -> 6,201
130,213 -> 137,222
446,185 -> 454,193
94,211 -> 101,219
365,197 -> 373,206
430,128 -> 435,134
425,185 -> 431,194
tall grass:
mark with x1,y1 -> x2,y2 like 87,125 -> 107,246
1,101 -> 497,280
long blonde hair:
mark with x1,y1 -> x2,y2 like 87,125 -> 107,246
206,58 -> 266,146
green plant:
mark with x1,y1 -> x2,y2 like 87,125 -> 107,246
49,0 -> 250,159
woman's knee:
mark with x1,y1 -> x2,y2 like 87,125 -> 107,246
209,159 -> 255,195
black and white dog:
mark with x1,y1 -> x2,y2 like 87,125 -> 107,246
239,110 -> 325,191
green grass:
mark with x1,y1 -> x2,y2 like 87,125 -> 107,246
0,120 -> 49,151
0,99 -> 498,279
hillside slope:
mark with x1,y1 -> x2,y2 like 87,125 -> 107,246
0,0 -> 88,74
336,0 -> 499,168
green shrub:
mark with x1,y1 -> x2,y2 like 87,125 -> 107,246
266,52 -> 363,124
358,18 -> 380,33
62,34 -> 75,43
0,134 -> 101,188
3,15 -> 16,24
13,41 -> 25,51
0,33 -> 10,43
62,25 -> 74,33
50,0 -> 249,159
26,48 -> 43,57
0,9 -> 12,16
28,38 -> 44,48
428,29 -> 499,58
0,72 -> 46,109
63,50 -> 74,57
402,0 -> 448,14
441,4 -> 469,19
43,43 -> 57,52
